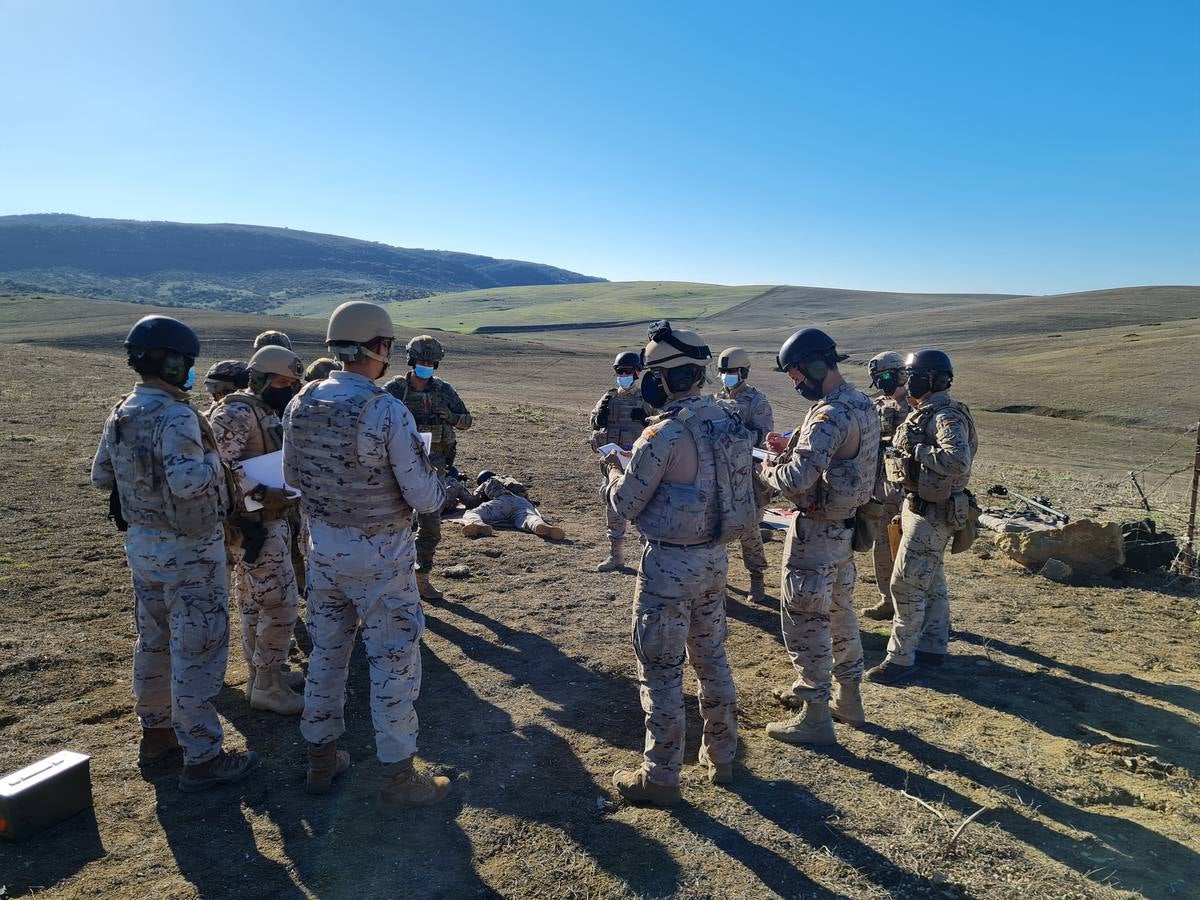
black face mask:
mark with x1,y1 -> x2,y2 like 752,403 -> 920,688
641,369 -> 669,409
795,374 -> 824,402
872,372 -> 899,395
262,385 -> 298,416
907,372 -> 933,399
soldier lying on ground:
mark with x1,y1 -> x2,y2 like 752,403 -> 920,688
442,469 -> 566,541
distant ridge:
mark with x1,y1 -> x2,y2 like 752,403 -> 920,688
0,213 -> 604,313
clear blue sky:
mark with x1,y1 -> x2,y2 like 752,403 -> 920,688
2,0 -> 1197,293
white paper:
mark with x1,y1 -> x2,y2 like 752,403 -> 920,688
237,450 -> 301,494
753,447 -> 779,463
761,508 -> 794,530
419,432 -> 433,456
597,443 -> 634,470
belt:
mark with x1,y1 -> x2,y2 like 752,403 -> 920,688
645,538 -> 717,550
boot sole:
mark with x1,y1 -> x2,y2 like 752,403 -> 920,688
830,710 -> 866,728
765,728 -> 838,746
178,757 -> 261,794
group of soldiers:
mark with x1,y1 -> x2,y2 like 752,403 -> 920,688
91,299 -> 975,809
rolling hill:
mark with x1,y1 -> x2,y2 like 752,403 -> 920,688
0,214 -> 603,313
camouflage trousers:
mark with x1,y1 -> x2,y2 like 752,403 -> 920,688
779,517 -> 864,703
301,519 -> 425,764
871,491 -> 904,604
633,543 -> 737,787
415,453 -> 448,572
737,509 -> 767,575
230,517 -> 299,673
462,494 -> 547,533
127,524 -> 229,765
887,500 -> 954,665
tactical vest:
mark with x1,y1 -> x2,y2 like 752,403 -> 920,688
635,402 -> 721,544
211,392 -> 283,461
886,396 -> 978,503
780,393 -> 880,521
875,395 -> 910,444
104,393 -> 222,537
602,389 -> 647,449
286,381 -> 413,535
388,377 -> 457,454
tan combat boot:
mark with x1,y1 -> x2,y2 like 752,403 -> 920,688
378,761 -> 451,808
250,667 -> 305,715
416,572 -> 444,601
612,768 -> 681,805
461,522 -> 494,538
765,700 -> 837,746
831,680 -> 865,727
747,572 -> 767,604
596,539 -> 624,572
138,727 -> 181,766
305,741 -> 351,795
280,664 -> 306,691
862,598 -> 894,620
697,747 -> 733,785
178,749 -> 261,793
533,523 -> 566,541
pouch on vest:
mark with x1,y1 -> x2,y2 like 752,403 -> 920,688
917,464 -> 955,503
888,514 -> 903,561
681,409 -> 758,544
852,498 -> 885,552
949,490 -> 981,554
883,447 -> 913,488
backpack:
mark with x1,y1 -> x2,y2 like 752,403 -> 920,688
678,407 -> 758,545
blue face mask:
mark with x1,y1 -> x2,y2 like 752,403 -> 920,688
616,375 -> 635,390
413,364 -> 435,380
721,373 -> 740,389
183,366 -> 197,390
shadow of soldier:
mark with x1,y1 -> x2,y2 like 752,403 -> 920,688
839,725 -> 1200,897
0,807 -> 106,897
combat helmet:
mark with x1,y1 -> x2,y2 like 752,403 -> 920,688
204,359 -> 249,396
304,357 -> 341,382
717,347 -> 751,372
904,349 -> 954,397
868,351 -> 908,389
254,330 -> 293,350
642,320 -> 711,369
612,350 -> 643,372
248,346 -> 303,379
406,335 -> 445,367
124,315 -> 200,388
326,301 -> 394,365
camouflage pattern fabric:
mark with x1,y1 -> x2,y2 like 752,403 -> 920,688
229,518 -> 299,671
590,385 -> 652,540
462,493 -> 547,533
870,392 -> 911,603
714,381 -> 774,446
887,500 -> 956,664
283,370 -> 444,763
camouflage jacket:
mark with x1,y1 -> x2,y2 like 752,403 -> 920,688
590,385 -> 652,451
715,382 -> 774,446
383,373 -> 472,456
892,391 -> 977,503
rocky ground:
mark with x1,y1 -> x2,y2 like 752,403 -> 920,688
1,321 -> 1198,899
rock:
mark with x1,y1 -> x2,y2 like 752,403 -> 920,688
1038,558 -> 1074,582
444,564 -> 472,579
993,519 -> 1124,576
481,548 -> 503,559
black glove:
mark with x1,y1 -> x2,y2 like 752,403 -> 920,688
107,484 -> 128,532
236,519 -> 270,566
595,393 -> 613,428
631,408 -> 647,424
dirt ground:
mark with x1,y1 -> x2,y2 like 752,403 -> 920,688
1,307 -> 1198,899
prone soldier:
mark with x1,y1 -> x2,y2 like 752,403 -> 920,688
459,470 -> 566,540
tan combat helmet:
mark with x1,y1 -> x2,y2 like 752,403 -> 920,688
868,351 -> 906,377
254,330 -> 293,350
248,345 -> 303,379
304,357 -> 341,382
643,321 -> 711,369
406,334 -> 445,366
717,347 -> 751,371
326,301 -> 395,364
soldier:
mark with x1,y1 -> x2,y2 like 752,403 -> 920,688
759,328 -> 880,746
304,356 -> 341,382
383,335 -> 472,601
254,330 -> 293,351
203,360 -> 249,406
589,351 -> 652,572
604,322 -> 738,805
867,349 -> 977,684
459,470 -> 566,540
209,345 -> 306,715
714,347 -> 774,603
283,301 -> 449,804
91,315 -> 259,791
861,352 -> 912,621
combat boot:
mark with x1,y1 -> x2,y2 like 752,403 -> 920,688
378,761 -> 451,808
765,701 -> 837,746
461,522 -> 494,538
747,572 -> 767,604
831,680 -> 865,727
138,727 -> 181,766
865,659 -> 916,685
250,667 -> 305,715
533,523 -> 566,541
697,747 -> 733,785
596,539 -> 624,572
416,572 -> 444,601
305,741 -> 351,795
178,749 -> 261,793
612,769 -> 681,805
915,650 -> 945,668
280,664 -> 306,690
862,598 -> 894,620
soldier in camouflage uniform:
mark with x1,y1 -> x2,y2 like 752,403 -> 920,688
714,347 -> 774,603
284,301 -> 450,805
759,328 -> 880,746
589,351 -> 653,572
209,345 -> 306,716
459,470 -> 566,540
862,351 -> 912,621
604,323 -> 738,805
203,359 -> 248,407
383,335 -> 472,601
91,315 -> 259,792
867,349 -> 977,685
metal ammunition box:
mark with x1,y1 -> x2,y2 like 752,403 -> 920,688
0,750 -> 93,840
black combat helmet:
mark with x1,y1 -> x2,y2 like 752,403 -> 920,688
904,349 -> 954,398
612,351 -> 642,372
904,349 -> 953,376
775,328 -> 847,372
476,470 -> 497,485
124,315 -> 201,357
